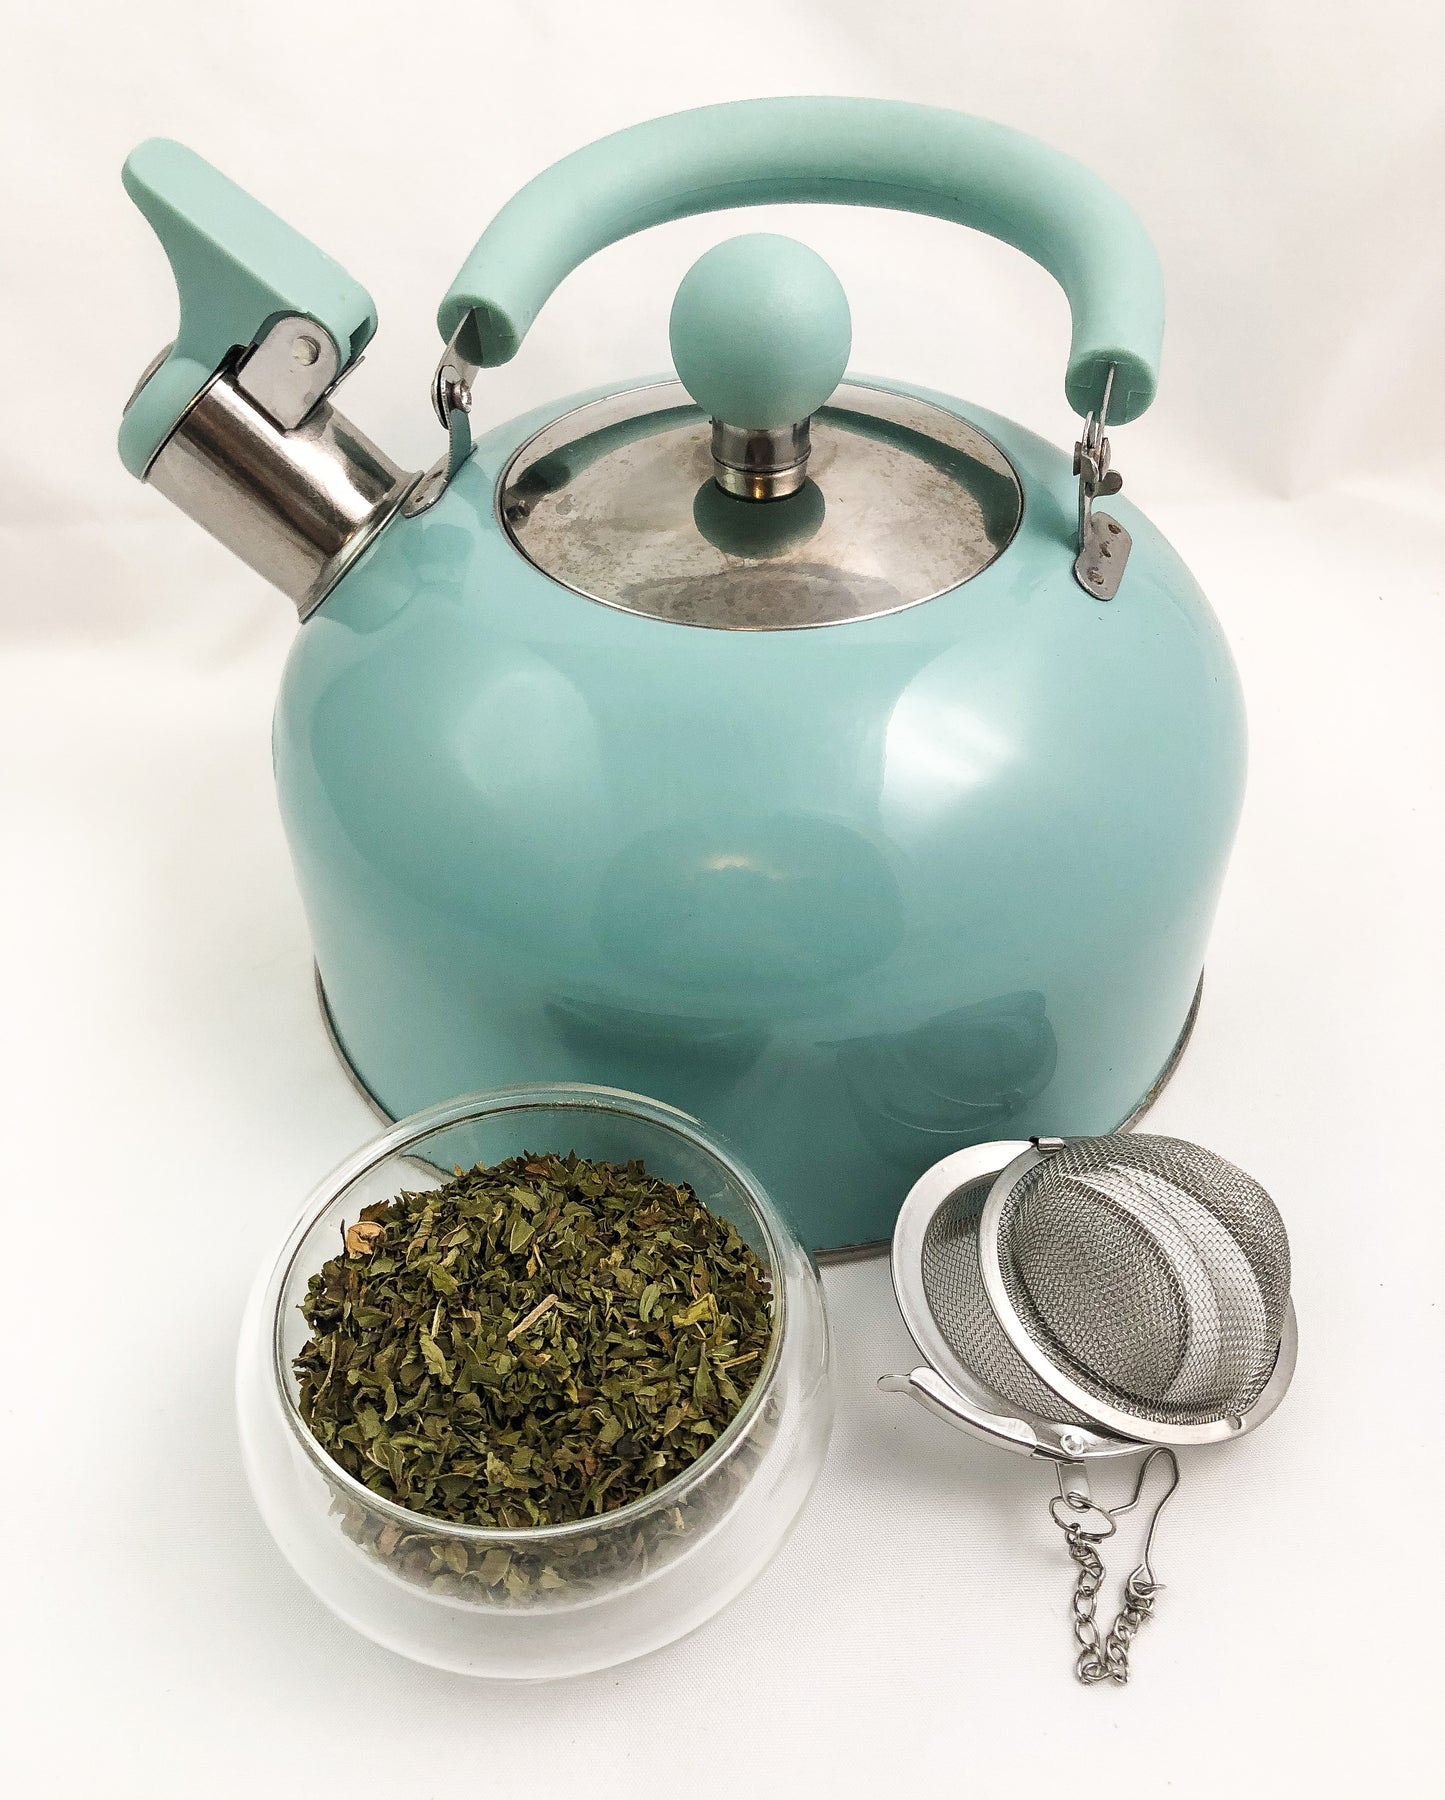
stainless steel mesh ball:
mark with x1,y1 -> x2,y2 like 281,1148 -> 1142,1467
978,1135 -> 1291,1438
919,1174 -> 1098,1428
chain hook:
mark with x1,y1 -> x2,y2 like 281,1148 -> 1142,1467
1114,1445 -> 1180,1593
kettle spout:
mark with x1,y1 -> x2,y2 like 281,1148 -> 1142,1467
119,140 -> 417,617
133,334 -> 418,618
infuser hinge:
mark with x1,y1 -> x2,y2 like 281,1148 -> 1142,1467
1072,364 -> 1131,601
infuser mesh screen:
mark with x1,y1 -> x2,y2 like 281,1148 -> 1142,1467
992,1135 -> 1291,1429
920,1176 -> 1097,1427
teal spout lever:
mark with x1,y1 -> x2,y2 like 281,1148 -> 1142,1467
118,139 -> 378,477
117,140 -> 410,618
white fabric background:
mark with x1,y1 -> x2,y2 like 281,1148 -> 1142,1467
3,3 -> 1442,1793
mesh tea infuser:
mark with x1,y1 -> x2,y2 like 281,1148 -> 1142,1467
882,1133 -> 1297,1685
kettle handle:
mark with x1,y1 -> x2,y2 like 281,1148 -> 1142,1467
438,98 -> 1163,424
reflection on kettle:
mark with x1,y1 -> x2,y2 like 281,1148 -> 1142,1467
545,995 -> 772,1089
590,812 -> 905,997
833,991 -> 1058,1165
690,478 -> 827,558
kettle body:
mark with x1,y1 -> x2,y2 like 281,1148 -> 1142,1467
119,99 -> 1245,1251
272,382 -> 1242,1252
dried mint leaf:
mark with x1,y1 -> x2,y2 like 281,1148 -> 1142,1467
294,1152 -> 774,1532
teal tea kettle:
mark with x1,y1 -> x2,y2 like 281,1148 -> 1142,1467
119,99 -> 1245,1253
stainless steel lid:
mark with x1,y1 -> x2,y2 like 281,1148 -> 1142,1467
500,381 -> 1023,630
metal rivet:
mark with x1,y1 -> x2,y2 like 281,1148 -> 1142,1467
449,378 -> 473,414
292,335 -> 321,367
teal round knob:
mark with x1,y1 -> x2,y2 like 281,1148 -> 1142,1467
669,233 -> 851,429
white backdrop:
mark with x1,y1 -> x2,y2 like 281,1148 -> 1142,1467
3,3 -> 1442,1795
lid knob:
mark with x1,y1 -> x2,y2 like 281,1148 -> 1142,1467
669,233 -> 851,500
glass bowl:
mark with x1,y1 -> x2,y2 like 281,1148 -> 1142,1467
236,1084 -> 832,1678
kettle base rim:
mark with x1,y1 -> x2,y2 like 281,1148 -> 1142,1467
310,967 -> 1205,1264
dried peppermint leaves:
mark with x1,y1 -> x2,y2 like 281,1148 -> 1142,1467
294,1153 -> 773,1530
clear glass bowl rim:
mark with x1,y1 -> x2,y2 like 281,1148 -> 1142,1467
268,1081 -> 796,1546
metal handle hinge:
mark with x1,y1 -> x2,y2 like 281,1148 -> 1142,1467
403,321 -> 482,516
234,315 -> 347,429
1072,364 -> 1131,601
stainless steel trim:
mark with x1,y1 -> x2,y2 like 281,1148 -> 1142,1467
235,314 -> 343,429
1075,510 -> 1131,600
315,967 -> 394,1120
710,419 -> 811,499
126,342 -> 174,416
497,378 -> 1026,631
1114,974 -> 1203,1131
885,1140 -> 1140,1461
148,372 -> 418,617
877,1365 -> 1051,1456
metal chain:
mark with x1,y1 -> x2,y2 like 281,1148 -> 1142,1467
1049,1447 -> 1179,1688
1060,1522 -> 1160,1684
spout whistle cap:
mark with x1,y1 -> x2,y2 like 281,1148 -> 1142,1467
118,138 -> 377,476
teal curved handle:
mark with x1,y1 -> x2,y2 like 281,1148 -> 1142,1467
118,139 -> 377,477
439,99 -> 1164,423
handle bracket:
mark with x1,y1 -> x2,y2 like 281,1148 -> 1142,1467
234,314 -> 344,430
402,320 -> 480,516
1072,365 -> 1132,599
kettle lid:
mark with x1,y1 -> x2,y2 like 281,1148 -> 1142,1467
502,377 -> 1023,631
500,233 -> 1022,630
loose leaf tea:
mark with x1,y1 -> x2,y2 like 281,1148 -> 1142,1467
294,1153 -> 773,1532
